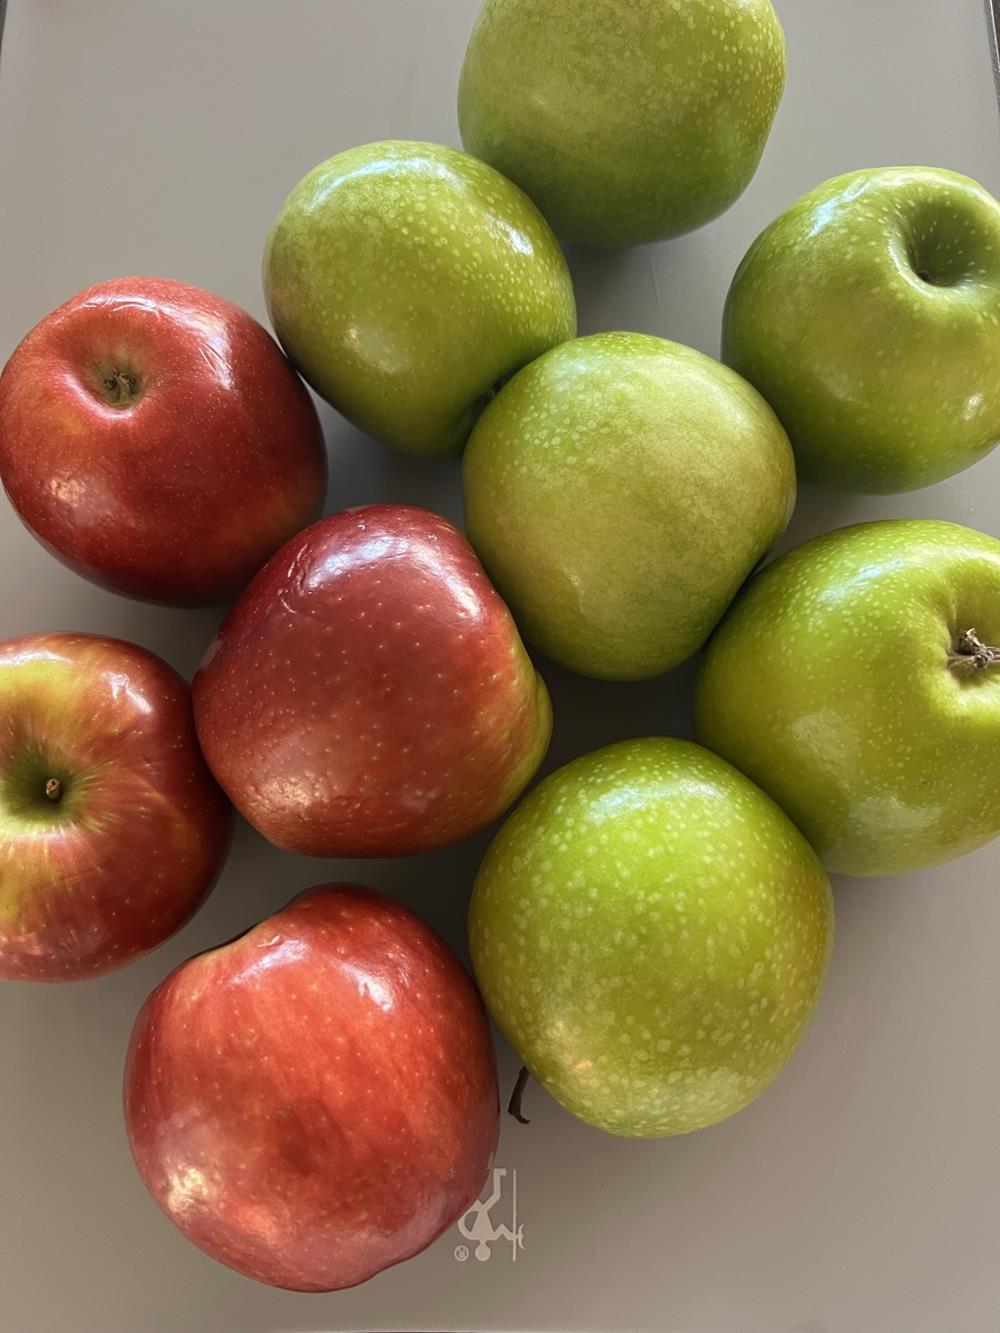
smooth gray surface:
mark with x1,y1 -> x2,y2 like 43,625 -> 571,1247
1,2 -> 998,1331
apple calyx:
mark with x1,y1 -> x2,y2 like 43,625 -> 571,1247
99,367 -> 145,407
44,777 -> 63,801
951,628 -> 1000,673
507,1065 -> 532,1125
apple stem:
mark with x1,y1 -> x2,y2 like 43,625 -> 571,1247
508,1066 -> 532,1125
44,778 -> 63,801
951,628 -> 1000,673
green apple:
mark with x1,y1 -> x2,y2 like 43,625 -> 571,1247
263,140 -> 576,456
469,738 -> 833,1137
696,520 -> 1000,877
723,167 -> 1000,492
463,332 -> 796,681
458,0 -> 786,247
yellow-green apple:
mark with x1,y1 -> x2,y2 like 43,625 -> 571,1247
463,332 -> 795,680
696,519 -> 1000,876
124,884 -> 499,1291
0,277 -> 327,604
0,632 -> 231,981
458,0 -> 786,247
263,140 -> 576,456
193,504 -> 551,857
469,738 -> 832,1137
723,167 -> 1000,492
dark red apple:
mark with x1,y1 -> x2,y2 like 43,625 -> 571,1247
0,277 -> 328,605
193,504 -> 552,857
0,632 -> 231,981
124,884 -> 499,1291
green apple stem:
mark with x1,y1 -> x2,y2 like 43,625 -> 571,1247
952,628 -> 1000,673
44,778 -> 63,801
508,1066 -> 532,1125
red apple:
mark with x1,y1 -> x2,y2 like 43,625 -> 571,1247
193,504 -> 552,856
124,884 -> 499,1291
0,277 -> 328,605
0,632 -> 231,981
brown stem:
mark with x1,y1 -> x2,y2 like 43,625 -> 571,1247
507,1066 -> 531,1125
44,778 -> 63,801
951,628 -> 1000,673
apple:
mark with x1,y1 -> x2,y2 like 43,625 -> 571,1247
458,0 -> 786,247
0,277 -> 327,604
193,504 -> 552,857
124,883 -> 499,1291
0,632 -> 231,981
263,140 -> 576,456
696,519 -> 1000,877
722,167 -> 1000,492
469,738 -> 832,1137
463,332 -> 795,681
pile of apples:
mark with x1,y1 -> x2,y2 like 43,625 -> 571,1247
3,0 -> 1000,1297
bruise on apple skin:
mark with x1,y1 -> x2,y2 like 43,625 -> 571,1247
123,884 -> 500,1292
192,503 -> 552,858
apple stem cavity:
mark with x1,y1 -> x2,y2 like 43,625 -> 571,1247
44,777 -> 63,801
951,628 -> 1000,673
508,1066 -> 532,1125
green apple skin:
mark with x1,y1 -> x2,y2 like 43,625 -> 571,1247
458,0 -> 786,248
263,141 -> 576,456
723,167 -> 1000,493
696,520 -> 1000,877
469,738 -> 833,1138
463,332 -> 796,681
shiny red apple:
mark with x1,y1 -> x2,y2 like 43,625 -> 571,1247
0,632 -> 231,981
0,277 -> 328,605
193,504 -> 552,856
124,883 -> 499,1291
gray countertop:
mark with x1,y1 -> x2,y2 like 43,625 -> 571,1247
1,2 -> 998,1330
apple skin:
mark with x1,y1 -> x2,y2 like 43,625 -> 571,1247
0,277 -> 327,604
722,167 -> 1000,493
458,0 -> 786,247
124,884 -> 500,1291
469,738 -> 832,1137
0,632 -> 231,981
463,332 -> 796,681
193,504 -> 552,857
696,519 -> 1000,877
263,140 -> 576,456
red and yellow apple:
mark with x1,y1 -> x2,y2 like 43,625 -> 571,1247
0,277 -> 328,605
193,504 -> 552,857
0,632 -> 231,981
124,884 -> 499,1291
